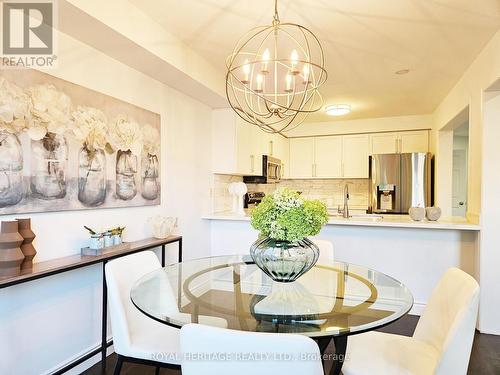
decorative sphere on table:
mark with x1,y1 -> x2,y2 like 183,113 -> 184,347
409,206 -> 426,221
426,207 -> 442,221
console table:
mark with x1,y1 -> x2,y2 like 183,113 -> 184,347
0,235 -> 183,374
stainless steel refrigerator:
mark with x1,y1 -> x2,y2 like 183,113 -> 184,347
369,153 -> 432,214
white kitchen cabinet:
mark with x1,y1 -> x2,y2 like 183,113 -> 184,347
371,133 -> 399,154
289,138 -> 315,178
212,109 -> 262,176
370,130 -> 429,154
314,136 -> 342,178
400,130 -> 429,153
272,134 -> 290,178
343,135 -> 369,178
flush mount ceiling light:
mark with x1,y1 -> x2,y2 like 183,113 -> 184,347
325,104 -> 351,116
225,0 -> 327,133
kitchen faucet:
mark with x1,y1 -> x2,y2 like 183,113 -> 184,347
338,183 -> 350,218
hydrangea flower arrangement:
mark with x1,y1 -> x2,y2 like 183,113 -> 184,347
251,188 -> 328,243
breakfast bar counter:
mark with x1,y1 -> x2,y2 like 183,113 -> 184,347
202,211 -> 480,231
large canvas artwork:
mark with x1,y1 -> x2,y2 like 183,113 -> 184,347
0,69 -> 161,215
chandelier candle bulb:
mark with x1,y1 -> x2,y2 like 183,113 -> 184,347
303,64 -> 311,84
242,59 -> 250,84
290,49 -> 299,74
255,74 -> 264,93
285,73 -> 293,92
261,49 -> 270,73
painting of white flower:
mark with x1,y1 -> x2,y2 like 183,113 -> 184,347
0,69 -> 161,215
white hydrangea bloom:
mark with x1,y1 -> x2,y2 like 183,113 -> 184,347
0,77 -> 32,134
27,84 -> 71,140
109,114 -> 143,155
142,123 -> 160,156
72,106 -> 108,151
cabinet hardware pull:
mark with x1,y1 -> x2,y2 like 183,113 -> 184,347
250,155 -> 254,173
270,141 -> 273,156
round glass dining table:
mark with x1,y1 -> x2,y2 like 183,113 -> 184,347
131,255 -> 413,375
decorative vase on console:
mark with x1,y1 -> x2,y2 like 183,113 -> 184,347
16,218 -> 36,271
0,220 -> 24,277
250,188 -> 328,283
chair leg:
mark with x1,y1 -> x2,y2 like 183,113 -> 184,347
155,366 -> 160,375
113,355 -> 124,375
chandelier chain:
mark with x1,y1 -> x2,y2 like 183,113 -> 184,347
273,0 -> 280,25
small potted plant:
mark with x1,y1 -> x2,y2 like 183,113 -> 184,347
250,188 -> 328,282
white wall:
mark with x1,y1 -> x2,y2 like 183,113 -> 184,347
479,91 -> 500,334
432,30 -> 500,334
433,30 -> 500,220
0,30 -> 212,374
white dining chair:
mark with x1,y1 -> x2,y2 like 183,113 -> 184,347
342,267 -> 479,375
180,323 -> 324,375
313,239 -> 334,263
105,251 -> 226,374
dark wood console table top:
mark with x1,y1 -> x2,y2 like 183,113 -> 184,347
0,236 -> 182,288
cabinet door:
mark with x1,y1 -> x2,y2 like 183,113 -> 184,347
249,125 -> 264,175
236,119 -> 254,175
314,136 -> 342,178
212,109 -> 237,174
289,138 -> 314,178
400,130 -> 429,153
273,135 -> 289,178
343,135 -> 369,178
371,133 -> 398,154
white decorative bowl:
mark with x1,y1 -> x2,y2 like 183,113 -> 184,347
426,207 -> 442,221
409,207 -> 426,221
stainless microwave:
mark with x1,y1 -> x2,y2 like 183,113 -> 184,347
243,155 -> 282,184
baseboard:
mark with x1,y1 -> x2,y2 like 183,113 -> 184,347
408,301 -> 426,316
42,337 -> 114,375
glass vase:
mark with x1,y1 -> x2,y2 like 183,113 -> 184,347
0,131 -> 23,207
78,146 -> 106,206
115,150 -> 137,200
30,132 -> 67,200
250,237 -> 319,283
141,153 -> 159,200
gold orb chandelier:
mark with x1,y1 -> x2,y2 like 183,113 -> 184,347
225,0 -> 327,133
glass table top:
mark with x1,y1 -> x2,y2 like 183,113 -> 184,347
131,255 -> 413,337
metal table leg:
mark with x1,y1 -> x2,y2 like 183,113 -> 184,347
316,335 -> 348,375
101,261 -> 108,373
330,335 -> 348,375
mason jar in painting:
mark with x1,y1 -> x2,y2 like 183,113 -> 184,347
141,153 -> 159,200
30,132 -> 68,199
116,150 -> 137,200
78,146 -> 106,206
0,131 -> 23,208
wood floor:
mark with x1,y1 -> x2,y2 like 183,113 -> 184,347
82,315 -> 500,375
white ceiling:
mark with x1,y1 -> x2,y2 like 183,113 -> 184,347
130,0 -> 500,122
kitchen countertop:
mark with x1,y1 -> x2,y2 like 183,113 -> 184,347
202,210 -> 481,231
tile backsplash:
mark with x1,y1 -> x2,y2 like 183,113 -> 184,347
212,174 -> 370,212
